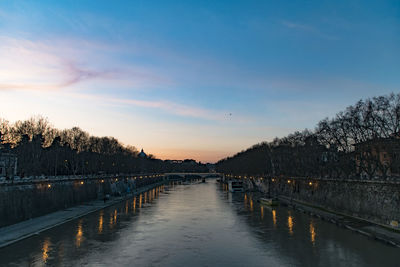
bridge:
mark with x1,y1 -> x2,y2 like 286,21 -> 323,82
164,172 -> 222,180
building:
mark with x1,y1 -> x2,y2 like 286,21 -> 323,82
183,159 -> 197,165
0,152 -> 18,179
164,160 -> 183,164
355,137 -> 400,178
138,149 -> 147,158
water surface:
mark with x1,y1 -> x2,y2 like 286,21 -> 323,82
0,181 -> 398,266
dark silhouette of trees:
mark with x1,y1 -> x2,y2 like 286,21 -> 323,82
0,116 -> 207,177
217,93 -> 400,180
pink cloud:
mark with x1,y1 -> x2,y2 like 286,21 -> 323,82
0,36 -> 170,91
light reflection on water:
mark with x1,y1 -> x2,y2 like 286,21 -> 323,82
288,213 -> 294,235
0,183 -> 398,267
310,220 -> 316,245
113,209 -> 117,225
41,238 -> 51,263
75,220 -> 83,248
98,210 -> 104,234
132,197 -> 136,212
272,209 -> 277,227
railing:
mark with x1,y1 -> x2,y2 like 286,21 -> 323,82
222,174 -> 400,185
0,173 -> 165,186
164,172 -> 220,176
0,172 -> 222,186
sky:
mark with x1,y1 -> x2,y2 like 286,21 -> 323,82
0,0 -> 399,163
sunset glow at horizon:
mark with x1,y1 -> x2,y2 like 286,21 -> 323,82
0,1 -> 399,163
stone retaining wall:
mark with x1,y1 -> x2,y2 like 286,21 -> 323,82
0,175 -> 164,228
245,177 -> 400,228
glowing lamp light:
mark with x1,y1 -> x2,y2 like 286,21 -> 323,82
80,181 -> 84,185
287,180 -> 291,184
101,179 -> 104,183
47,184 -> 51,188
309,182 -> 313,186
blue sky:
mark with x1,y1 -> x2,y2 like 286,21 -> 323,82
0,0 -> 399,162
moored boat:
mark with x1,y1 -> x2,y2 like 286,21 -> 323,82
228,180 -> 244,192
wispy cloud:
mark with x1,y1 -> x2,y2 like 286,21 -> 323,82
0,61 -> 116,91
66,91 -> 233,122
60,61 -> 116,87
0,36 -> 170,91
281,20 -> 339,40
282,20 -> 315,31
0,35 -> 250,122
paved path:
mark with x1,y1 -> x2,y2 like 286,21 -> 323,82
0,182 -> 165,248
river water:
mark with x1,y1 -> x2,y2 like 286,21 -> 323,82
0,180 -> 398,266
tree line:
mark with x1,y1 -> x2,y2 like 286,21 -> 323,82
0,117 -> 208,177
216,93 -> 400,180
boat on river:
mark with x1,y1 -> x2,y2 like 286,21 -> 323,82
259,197 -> 279,206
228,181 -> 244,192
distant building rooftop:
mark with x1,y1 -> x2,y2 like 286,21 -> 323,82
138,149 -> 147,158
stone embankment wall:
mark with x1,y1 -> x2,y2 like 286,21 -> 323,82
0,175 -> 164,228
244,177 -> 400,228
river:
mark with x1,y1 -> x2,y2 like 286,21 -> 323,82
0,180 -> 398,266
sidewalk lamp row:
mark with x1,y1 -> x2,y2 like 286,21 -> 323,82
284,178 -> 316,187
225,174 -> 316,187
226,174 -> 267,180
44,180 -> 89,189
227,174 -> 263,180
41,174 -> 164,189
103,174 -> 164,182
